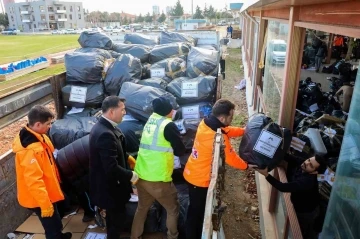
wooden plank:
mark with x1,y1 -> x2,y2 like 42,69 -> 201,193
262,7 -> 290,20
295,21 -> 360,39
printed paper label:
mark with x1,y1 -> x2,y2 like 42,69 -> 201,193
181,81 -> 198,97
69,86 -> 87,103
150,68 -> 165,78
182,105 -> 200,119
309,103 -> 319,112
253,130 -> 282,158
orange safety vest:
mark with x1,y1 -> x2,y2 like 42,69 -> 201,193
12,126 -> 64,209
184,120 -> 248,187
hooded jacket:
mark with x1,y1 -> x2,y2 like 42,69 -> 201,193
12,126 -> 64,209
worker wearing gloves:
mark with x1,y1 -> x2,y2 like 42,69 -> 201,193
12,105 -> 71,239
89,96 -> 138,239
131,97 -> 186,239
183,99 -> 248,239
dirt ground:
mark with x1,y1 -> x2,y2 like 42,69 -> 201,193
221,48 -> 261,239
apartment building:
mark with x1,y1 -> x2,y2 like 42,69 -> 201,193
5,0 -> 85,32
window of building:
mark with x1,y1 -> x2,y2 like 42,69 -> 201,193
39,6 -> 45,12
70,6 -> 73,12
34,24 -> 36,28
69,14 -> 72,20
57,7 -> 60,10
262,20 -> 289,122
322,67 -> 360,238
63,6 -> 66,10
49,15 -> 55,21
11,15 -> 14,22
78,14 -> 81,20
32,15 -> 35,21
19,7 -> 21,13
48,6 -> 54,12
40,14 -> 46,21
64,14 -> 67,18
77,6 -> 80,12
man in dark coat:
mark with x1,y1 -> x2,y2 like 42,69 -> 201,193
89,96 -> 139,239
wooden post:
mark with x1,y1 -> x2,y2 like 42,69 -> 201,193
278,7 -> 305,129
326,33 -> 333,64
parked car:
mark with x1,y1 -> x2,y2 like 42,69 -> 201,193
158,26 -> 167,31
124,25 -> 130,30
141,27 -> 151,32
51,29 -> 64,34
268,39 -> 287,65
111,28 -> 125,35
2,28 -> 19,35
64,29 -> 76,34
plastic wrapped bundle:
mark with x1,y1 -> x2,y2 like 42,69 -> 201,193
149,57 -> 187,80
75,47 -> 112,59
49,117 -> 98,150
62,83 -> 105,108
166,76 -> 216,105
160,31 -> 197,46
117,117 -> 145,153
124,33 -> 159,46
119,82 -> 179,122
174,118 -> 201,150
137,78 -> 168,90
108,50 -> 121,58
112,43 -> 151,63
78,31 -> 113,49
104,54 -> 142,95
186,47 -> 219,78
149,43 -> 191,64
239,114 -> 292,171
63,108 -> 101,120
65,52 -> 105,84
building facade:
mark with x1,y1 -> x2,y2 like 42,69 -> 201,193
152,5 -> 159,15
5,0 -> 85,32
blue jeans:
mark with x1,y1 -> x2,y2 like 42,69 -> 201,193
30,204 -> 63,239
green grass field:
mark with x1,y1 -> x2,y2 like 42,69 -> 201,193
0,34 -> 80,64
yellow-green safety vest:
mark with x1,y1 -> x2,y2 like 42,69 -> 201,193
135,113 -> 174,182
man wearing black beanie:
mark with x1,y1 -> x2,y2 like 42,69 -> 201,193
131,97 -> 186,239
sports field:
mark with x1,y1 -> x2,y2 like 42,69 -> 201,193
0,34 -> 80,64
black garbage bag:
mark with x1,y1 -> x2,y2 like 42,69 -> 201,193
295,117 -> 319,133
75,47 -> 112,59
289,133 -> 313,160
62,83 -> 105,108
158,183 -> 189,238
119,82 -> 179,122
187,46 -> 219,78
174,118 -> 201,150
137,78 -> 168,90
112,43 -> 151,63
104,54 -> 142,95
149,43 -> 191,64
78,31 -> 113,50
141,63 -> 152,79
63,107 -> 101,120
123,202 -> 160,233
178,102 -> 213,119
49,117 -> 98,150
149,57 -> 187,80
197,44 -> 218,51
117,118 -> 145,153
160,31 -> 197,46
55,135 -> 90,184
172,167 -> 186,184
238,114 -> 292,171
65,52 -> 105,84
108,50 -> 121,58
320,127 -> 344,157
166,76 -> 216,105
331,110 -> 348,121
124,33 -> 159,46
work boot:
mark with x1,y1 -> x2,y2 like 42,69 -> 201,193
61,232 -> 72,239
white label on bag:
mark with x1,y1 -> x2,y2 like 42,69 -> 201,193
84,232 -> 107,239
181,81 -> 198,97
309,103 -> 319,112
182,105 -> 200,119
174,119 -> 186,134
253,130 -> 282,158
69,86 -> 87,103
150,68 -> 165,78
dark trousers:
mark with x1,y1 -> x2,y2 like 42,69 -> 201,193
297,207 -> 319,239
78,191 -> 95,216
30,204 -> 63,239
315,56 -> 324,72
106,204 -> 127,239
185,183 -> 208,239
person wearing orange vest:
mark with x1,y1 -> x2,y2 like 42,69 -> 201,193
12,105 -> 71,239
183,99 -> 248,239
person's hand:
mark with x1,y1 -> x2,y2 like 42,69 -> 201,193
255,167 -> 269,177
130,171 -> 139,184
41,205 -> 54,218
128,155 -> 136,170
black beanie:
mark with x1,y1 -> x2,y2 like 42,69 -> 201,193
152,97 -> 173,116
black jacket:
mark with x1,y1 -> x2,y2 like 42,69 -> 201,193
89,117 -> 133,209
163,122 -> 186,157
266,155 -> 320,213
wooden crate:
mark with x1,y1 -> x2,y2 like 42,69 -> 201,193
0,61 -> 50,81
